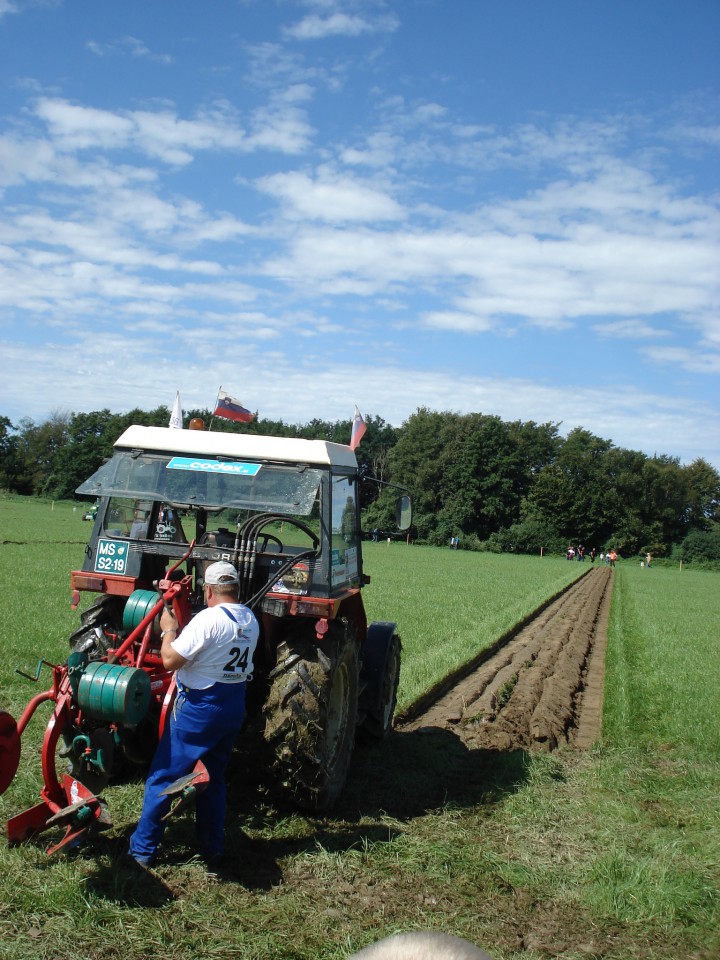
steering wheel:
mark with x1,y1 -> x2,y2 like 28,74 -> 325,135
257,533 -> 283,552
253,517 -> 320,555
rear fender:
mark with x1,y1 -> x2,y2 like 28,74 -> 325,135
358,621 -> 402,737
360,621 -> 398,690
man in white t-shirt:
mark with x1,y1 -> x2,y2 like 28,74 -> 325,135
128,561 -> 259,867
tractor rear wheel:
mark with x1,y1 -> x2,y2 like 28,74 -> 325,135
263,619 -> 359,811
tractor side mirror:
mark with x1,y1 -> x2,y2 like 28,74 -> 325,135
395,494 -> 412,531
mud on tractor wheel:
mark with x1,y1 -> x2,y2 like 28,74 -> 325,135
263,619 -> 359,811
68,595 -> 124,661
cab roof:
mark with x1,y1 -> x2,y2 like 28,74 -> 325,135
114,425 -> 358,469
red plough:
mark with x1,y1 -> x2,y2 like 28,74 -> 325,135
0,547 -> 207,854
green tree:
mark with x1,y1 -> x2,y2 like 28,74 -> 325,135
675,529 -> 720,564
636,455 -> 688,552
490,517 -> 565,555
388,408 -> 460,543
439,414 -> 524,541
45,409 -> 125,499
525,428 -> 615,548
682,458 -> 720,531
15,412 -> 71,496
599,447 -> 650,554
0,416 -> 31,494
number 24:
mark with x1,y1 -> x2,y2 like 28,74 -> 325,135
224,645 -> 249,672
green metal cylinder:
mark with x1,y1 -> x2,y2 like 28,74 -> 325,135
77,661 -> 152,725
122,589 -> 159,633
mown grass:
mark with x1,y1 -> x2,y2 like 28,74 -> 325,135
0,495 -> 92,544
0,499 -> 718,959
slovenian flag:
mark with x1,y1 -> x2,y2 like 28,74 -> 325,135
349,405 -> 367,451
214,389 -> 254,423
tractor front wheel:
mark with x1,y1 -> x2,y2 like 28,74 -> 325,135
68,595 -> 123,660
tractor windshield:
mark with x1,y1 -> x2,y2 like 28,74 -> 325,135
76,450 -> 323,516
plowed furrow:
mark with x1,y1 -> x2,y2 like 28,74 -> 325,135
399,566 -> 613,753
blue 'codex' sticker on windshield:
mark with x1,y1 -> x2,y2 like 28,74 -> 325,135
166,457 -> 261,476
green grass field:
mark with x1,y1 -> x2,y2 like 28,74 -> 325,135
0,497 -> 718,959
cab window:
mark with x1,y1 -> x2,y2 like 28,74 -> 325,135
330,477 -> 359,587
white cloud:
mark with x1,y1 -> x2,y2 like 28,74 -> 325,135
642,345 -> 720,374
255,167 -> 404,222
421,311 -> 495,334
129,109 -> 242,164
246,100 -> 315,154
0,133 -> 67,188
19,92 -> 316,175
0,0 -> 18,20
86,36 -> 173,65
340,132 -> 401,168
35,99 -> 135,152
4,95 -> 717,396
243,39 -> 347,96
285,11 -> 398,40
256,200 -> 717,337
592,319 -> 670,339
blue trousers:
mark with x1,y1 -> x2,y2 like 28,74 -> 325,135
129,682 -> 246,863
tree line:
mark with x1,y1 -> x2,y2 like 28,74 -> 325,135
1,405 -> 718,564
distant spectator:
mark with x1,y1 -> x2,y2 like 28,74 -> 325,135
646,552 -> 652,568
599,551 -> 605,564
608,549 -> 617,567
590,547 -> 596,563
349,931 -> 494,960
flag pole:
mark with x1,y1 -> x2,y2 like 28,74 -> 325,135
208,386 -> 221,431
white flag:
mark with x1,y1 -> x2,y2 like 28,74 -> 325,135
169,391 -> 183,429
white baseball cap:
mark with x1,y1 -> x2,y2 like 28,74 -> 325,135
204,561 -> 239,585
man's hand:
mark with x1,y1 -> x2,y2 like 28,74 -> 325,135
159,608 -> 187,671
160,607 -> 178,634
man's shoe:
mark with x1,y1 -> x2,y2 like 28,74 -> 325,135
121,848 -> 155,869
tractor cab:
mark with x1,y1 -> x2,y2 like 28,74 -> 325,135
73,425 -> 364,618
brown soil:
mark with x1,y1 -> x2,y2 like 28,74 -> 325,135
397,565 -> 613,752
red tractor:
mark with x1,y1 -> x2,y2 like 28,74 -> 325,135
0,423 -> 411,853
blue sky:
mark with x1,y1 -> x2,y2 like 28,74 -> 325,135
1,0 -> 718,467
